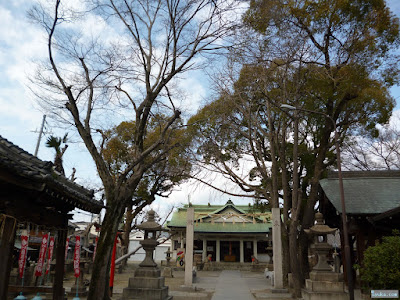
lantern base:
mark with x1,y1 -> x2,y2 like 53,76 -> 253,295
122,267 -> 172,299
302,271 -> 347,300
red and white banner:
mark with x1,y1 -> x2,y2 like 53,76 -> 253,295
93,236 -> 98,262
65,237 -> 69,261
18,235 -> 29,278
45,236 -> 55,275
73,236 -> 81,278
35,234 -> 49,277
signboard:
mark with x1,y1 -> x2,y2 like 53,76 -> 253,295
73,236 -> 81,278
45,236 -> 55,274
18,235 -> 29,278
35,234 -> 49,277
176,248 -> 185,267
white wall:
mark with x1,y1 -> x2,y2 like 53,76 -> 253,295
128,239 -> 171,263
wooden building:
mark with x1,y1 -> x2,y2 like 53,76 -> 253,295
0,135 -> 103,299
320,171 -> 400,271
167,200 -> 272,266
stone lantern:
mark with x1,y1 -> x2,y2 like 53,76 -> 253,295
165,249 -> 172,265
137,209 -> 162,268
122,210 -> 172,300
304,212 -> 337,272
162,249 -> 174,278
302,212 -> 347,300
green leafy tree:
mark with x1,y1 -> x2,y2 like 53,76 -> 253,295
45,133 -> 68,175
190,0 -> 399,296
101,117 -> 192,266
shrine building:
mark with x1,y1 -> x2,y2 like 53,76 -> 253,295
167,200 -> 272,265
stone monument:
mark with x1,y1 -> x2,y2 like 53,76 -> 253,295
162,249 -> 173,278
184,206 -> 194,287
302,212 -> 347,300
122,210 -> 172,300
272,207 -> 283,288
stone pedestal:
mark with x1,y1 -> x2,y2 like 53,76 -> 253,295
122,267 -> 172,299
302,271 -> 348,300
69,261 -> 88,297
162,267 -> 173,278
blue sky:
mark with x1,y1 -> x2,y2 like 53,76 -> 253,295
1,0 -> 400,220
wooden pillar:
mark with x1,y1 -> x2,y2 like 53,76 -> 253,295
202,239 -> 207,262
253,240 -> 258,258
216,239 -> 220,262
356,230 -> 366,266
53,223 -> 67,300
0,214 -> 17,300
366,228 -> 376,247
239,239 -> 244,263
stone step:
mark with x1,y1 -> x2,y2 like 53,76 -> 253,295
122,286 -> 170,299
170,290 -> 210,300
253,293 -> 293,300
253,289 -> 293,300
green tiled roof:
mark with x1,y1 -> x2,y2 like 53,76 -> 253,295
320,177 -> 400,214
189,222 -> 270,233
167,201 -> 271,233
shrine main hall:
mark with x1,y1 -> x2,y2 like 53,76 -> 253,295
167,200 -> 273,265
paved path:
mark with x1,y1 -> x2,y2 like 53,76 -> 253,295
211,270 -> 255,300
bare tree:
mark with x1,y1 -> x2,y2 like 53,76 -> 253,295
28,0 -> 239,298
342,115 -> 400,171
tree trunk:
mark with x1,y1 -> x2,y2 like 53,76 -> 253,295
87,199 -> 126,300
121,207 -> 134,269
281,223 -> 290,286
298,231 -> 311,280
289,220 -> 302,298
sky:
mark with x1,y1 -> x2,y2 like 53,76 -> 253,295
1,0 -> 400,221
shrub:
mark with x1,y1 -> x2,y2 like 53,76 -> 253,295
359,233 -> 400,290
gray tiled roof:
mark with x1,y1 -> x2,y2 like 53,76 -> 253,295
0,135 -> 103,213
320,176 -> 400,214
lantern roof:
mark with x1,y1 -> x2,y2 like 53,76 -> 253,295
137,209 -> 161,231
304,212 -> 337,235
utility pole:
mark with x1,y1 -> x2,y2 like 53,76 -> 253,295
34,115 -> 46,157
